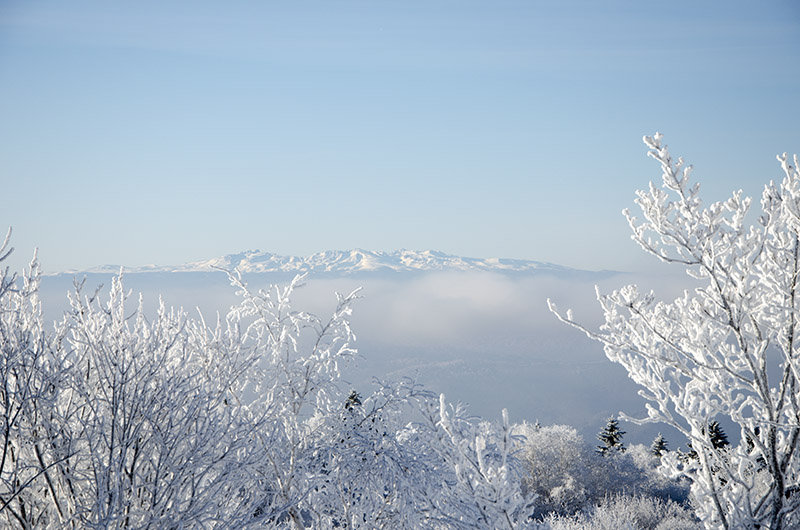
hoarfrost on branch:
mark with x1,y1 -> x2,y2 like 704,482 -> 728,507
550,134 -> 800,529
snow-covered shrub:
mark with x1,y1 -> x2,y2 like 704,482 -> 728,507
214,271 -> 365,527
517,422 -> 689,520
414,396 -> 535,528
517,423 -> 594,516
626,443 -> 692,506
545,493 -> 701,530
0,260 -> 310,527
551,135 -> 800,528
300,379 -> 439,528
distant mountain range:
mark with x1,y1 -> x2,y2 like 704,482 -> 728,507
52,249 -> 614,277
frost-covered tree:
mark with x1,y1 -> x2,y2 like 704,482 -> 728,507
0,258 -> 291,527
413,396 -> 535,528
707,421 -> 729,451
550,134 -> 800,528
0,230 -> 67,528
651,434 -> 669,458
51,273 -> 264,527
518,423 -> 591,515
218,271 -> 365,527
597,418 -> 626,455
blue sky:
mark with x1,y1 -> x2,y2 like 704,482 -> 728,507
1,1 -> 799,273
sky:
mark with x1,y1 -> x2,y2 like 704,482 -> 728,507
2,1 -> 800,274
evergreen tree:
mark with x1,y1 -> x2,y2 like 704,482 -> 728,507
707,420 -> 729,450
650,433 -> 669,457
344,390 -> 362,411
675,422 -> 729,466
677,443 -> 698,464
596,417 -> 626,455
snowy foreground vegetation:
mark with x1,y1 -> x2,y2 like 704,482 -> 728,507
1,135 -> 799,528
0,238 -> 696,529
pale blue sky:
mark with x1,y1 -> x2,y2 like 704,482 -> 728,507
1,1 -> 799,273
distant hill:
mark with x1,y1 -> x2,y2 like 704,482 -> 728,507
50,249 -> 616,278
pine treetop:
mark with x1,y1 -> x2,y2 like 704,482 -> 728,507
650,433 -> 668,457
707,420 -> 729,450
596,417 -> 626,455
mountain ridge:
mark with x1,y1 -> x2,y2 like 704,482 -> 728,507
49,249 -> 614,276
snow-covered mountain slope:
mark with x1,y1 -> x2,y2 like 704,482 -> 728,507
52,249 -> 611,276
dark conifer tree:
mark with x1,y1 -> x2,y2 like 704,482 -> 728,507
344,390 -> 362,411
597,417 -> 626,455
678,443 -> 698,463
707,420 -> 729,450
677,421 -> 729,465
650,433 -> 669,457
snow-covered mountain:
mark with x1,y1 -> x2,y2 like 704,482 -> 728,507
53,249 -> 606,276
